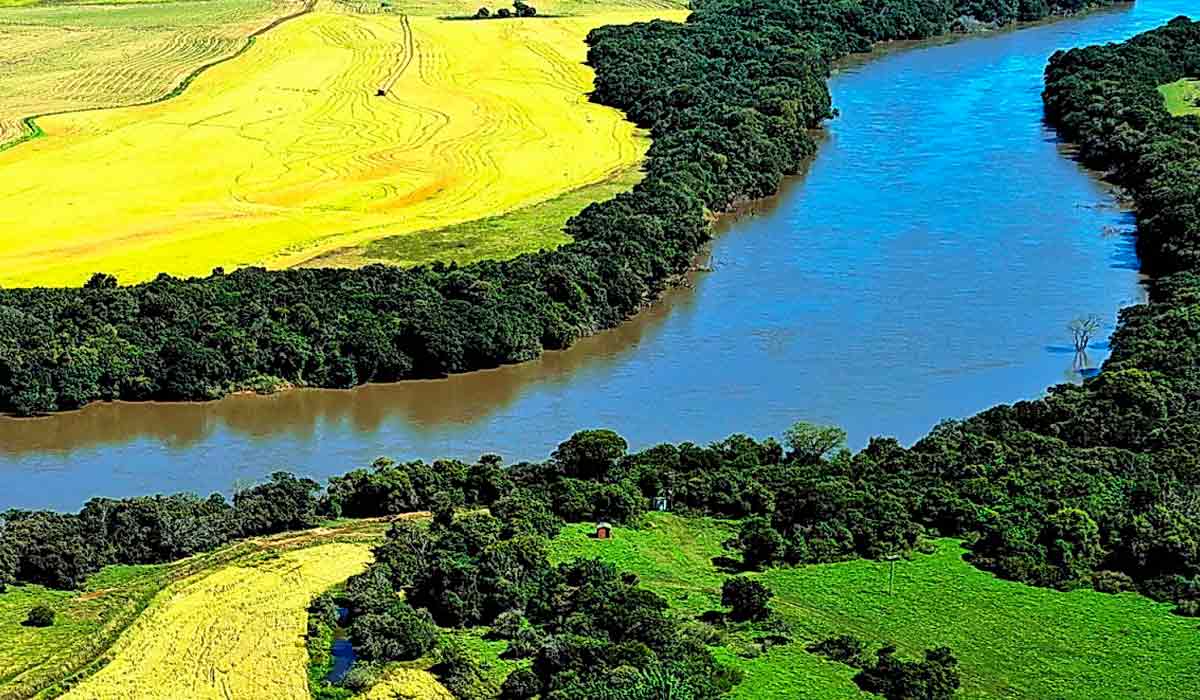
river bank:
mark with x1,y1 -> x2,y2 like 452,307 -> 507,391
4,1 -> 1193,511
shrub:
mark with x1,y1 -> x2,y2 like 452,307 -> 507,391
500,668 -> 541,699
721,576 -> 773,622
435,641 -> 499,699
807,634 -> 868,667
339,662 -> 384,692
24,604 -> 55,627
1092,570 -> 1136,594
854,644 -> 961,700
350,601 -> 437,661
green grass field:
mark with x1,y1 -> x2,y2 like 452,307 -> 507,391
310,166 -> 644,269
1159,78 -> 1200,116
0,565 -> 167,700
550,514 -> 1200,699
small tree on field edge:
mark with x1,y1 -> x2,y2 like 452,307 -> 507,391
721,576 -> 774,622
25,605 -> 55,627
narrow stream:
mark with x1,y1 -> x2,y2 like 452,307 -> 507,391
2,1 -> 1192,512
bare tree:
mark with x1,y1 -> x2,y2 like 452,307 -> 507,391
1068,314 -> 1102,354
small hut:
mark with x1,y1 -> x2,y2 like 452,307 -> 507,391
376,88 -> 387,97
595,521 -> 612,539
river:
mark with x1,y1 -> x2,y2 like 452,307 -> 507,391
2,1 -> 1192,512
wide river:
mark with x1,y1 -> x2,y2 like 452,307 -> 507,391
2,1 -> 1193,512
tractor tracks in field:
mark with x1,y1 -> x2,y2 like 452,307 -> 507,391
0,0 -> 317,154
376,13 -> 414,96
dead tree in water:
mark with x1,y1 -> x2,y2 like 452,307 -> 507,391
1069,314 -> 1102,371
1069,315 -> 1102,354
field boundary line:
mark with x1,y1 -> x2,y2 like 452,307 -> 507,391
0,0 -> 317,154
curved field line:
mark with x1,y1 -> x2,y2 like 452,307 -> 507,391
0,0 -> 317,154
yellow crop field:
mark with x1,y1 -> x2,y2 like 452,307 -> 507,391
379,0 -> 688,16
0,0 -> 305,147
0,5 -> 688,287
60,543 -> 371,700
362,669 -> 455,700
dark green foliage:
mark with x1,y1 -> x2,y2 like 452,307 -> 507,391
24,604 -> 55,628
720,576 -> 773,621
309,591 -> 342,630
807,634 -> 868,667
0,536 -> 14,593
79,493 -> 233,564
351,513 -> 730,699
324,456 -> 505,519
338,663 -> 385,693
1,510 -> 104,589
234,472 -> 321,536
551,430 -> 627,482
500,668 -> 541,700
853,644 -> 961,700
731,516 -> 784,569
4,472 -> 328,590
491,489 -> 563,539
349,600 -> 438,662
783,422 -> 847,462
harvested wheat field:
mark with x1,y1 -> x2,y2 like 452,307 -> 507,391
361,669 -> 455,700
0,0 -> 305,148
0,5 -> 687,287
60,543 -> 371,700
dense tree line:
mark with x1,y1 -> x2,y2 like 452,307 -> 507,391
0,0 -> 1105,417
0,430 -> 638,591
0,472 -> 321,589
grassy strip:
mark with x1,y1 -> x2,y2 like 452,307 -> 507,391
0,565 -> 166,700
309,165 -> 645,269
549,514 -> 1200,699
1158,78 -> 1200,116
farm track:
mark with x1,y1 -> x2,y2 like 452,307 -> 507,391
378,12 -> 414,94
